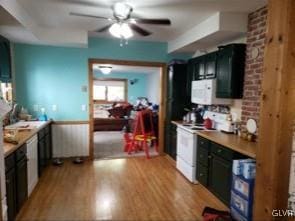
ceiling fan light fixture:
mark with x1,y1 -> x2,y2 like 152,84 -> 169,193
109,23 -> 133,39
99,66 -> 112,75
113,2 -> 132,19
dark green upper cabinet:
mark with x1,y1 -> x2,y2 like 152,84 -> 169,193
204,52 -> 217,79
188,51 -> 217,81
216,44 -> 246,99
0,35 -> 12,82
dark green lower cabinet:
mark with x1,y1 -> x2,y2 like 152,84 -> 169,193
38,124 -> 52,176
38,138 -> 46,177
208,153 -> 232,205
196,163 -> 208,186
196,136 -> 247,206
16,157 -> 28,211
45,133 -> 52,165
6,167 -> 17,221
5,144 -> 28,221
165,123 -> 177,160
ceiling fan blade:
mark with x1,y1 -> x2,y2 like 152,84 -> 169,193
94,24 -> 113,32
131,18 -> 171,25
129,24 -> 151,36
50,0 -> 109,8
70,12 -> 112,21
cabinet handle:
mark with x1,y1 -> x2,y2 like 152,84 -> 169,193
199,173 -> 203,177
217,149 -> 222,153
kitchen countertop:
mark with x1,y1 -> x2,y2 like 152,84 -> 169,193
3,120 -> 52,157
172,121 -> 257,159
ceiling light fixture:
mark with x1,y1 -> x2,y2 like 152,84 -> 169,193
109,23 -> 133,46
113,2 -> 132,19
99,66 -> 112,75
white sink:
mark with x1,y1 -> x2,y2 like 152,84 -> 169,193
5,121 -> 46,130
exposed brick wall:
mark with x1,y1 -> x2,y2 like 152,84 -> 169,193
241,6 -> 268,133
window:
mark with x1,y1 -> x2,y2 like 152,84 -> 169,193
93,79 -> 127,102
1,82 -> 12,102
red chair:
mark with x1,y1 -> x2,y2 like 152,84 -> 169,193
128,109 -> 158,159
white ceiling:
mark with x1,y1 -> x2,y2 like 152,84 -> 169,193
93,64 -> 160,75
0,0 -> 267,50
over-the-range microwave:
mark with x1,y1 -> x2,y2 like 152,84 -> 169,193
191,79 -> 232,105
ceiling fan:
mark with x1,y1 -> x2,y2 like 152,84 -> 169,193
70,2 -> 171,41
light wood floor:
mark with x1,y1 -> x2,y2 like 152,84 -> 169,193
17,156 -> 227,221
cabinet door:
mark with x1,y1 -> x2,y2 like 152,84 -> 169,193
205,52 -> 217,79
0,38 -> 11,82
193,57 -> 205,80
216,48 -> 233,98
209,153 -> 232,205
6,168 -> 17,221
16,158 -> 28,212
196,163 -> 208,186
38,138 -> 46,177
45,133 -> 52,165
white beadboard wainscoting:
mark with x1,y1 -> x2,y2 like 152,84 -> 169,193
52,123 -> 89,158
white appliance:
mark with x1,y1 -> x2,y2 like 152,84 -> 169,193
26,135 -> 38,196
176,127 -> 198,183
191,79 -> 232,105
203,111 -> 234,132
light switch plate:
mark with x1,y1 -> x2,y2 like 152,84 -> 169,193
52,104 -> 57,112
81,85 -> 87,92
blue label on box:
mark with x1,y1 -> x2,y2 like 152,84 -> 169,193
231,174 -> 255,200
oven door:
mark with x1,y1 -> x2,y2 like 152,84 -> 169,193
176,127 -> 196,166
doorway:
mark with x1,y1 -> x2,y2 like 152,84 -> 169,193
88,59 -> 166,159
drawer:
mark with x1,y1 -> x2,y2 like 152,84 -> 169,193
5,154 -> 15,172
198,136 -> 210,149
16,144 -> 27,162
211,142 -> 233,161
196,163 -> 208,186
176,156 -> 197,183
197,146 -> 209,166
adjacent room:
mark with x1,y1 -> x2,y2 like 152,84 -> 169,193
91,63 -> 161,159
0,0 -> 294,221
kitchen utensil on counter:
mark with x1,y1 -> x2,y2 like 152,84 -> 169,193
38,108 -> 48,121
246,119 -> 257,134
204,118 -> 213,129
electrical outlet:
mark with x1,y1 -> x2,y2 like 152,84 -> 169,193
81,104 -> 87,111
52,104 -> 57,112
33,104 -> 39,112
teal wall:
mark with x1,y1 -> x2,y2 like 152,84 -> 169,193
14,37 -> 192,120
94,71 -> 148,104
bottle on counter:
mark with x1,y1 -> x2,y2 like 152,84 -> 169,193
38,108 -> 48,121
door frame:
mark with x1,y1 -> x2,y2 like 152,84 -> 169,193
88,58 -> 167,159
